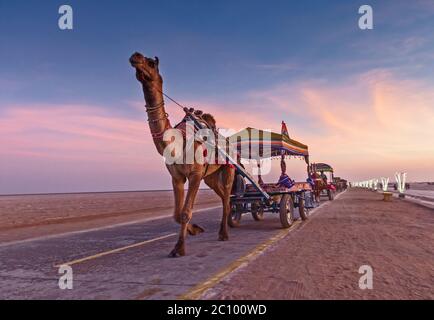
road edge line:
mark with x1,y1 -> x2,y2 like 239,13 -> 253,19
178,189 -> 348,300
0,205 -> 222,248
53,233 -> 177,267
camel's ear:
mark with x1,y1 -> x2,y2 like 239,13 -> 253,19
154,56 -> 159,66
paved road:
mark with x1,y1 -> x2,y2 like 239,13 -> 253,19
391,189 -> 434,209
404,189 -> 434,200
204,189 -> 434,300
0,204 -> 312,299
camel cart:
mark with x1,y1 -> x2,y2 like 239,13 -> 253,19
309,162 -> 336,201
333,177 -> 348,192
180,110 -> 314,228
227,125 -> 316,229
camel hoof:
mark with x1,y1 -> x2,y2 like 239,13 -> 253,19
168,248 -> 185,258
188,224 -> 205,236
218,234 -> 229,241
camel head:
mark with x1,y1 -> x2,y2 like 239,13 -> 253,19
129,52 -> 161,85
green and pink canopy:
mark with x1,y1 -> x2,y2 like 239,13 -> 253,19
229,122 -> 309,164
311,163 -> 334,173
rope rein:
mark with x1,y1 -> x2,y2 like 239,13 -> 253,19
144,82 -> 194,140
144,81 -> 214,144
145,96 -> 170,139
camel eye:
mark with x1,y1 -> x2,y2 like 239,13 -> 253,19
147,60 -> 155,68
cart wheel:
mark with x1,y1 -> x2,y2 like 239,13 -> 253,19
298,196 -> 308,221
228,204 -> 242,227
232,174 -> 246,196
251,202 -> 264,221
279,194 -> 294,228
327,189 -> 334,201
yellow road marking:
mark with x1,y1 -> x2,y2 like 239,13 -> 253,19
178,221 -> 302,300
54,233 -> 177,267
179,191 -> 349,300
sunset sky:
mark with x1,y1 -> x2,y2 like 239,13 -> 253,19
1,0 -> 434,194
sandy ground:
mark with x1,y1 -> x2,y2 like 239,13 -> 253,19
0,190 -> 220,243
206,188 -> 434,300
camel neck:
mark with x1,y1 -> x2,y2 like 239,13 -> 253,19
142,82 -> 172,156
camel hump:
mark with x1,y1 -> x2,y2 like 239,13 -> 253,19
175,112 -> 217,133
201,113 -> 216,130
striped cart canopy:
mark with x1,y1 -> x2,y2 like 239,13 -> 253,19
312,163 -> 334,173
229,127 -> 309,163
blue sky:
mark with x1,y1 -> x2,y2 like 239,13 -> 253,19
1,0 -> 434,194
1,0 -> 432,107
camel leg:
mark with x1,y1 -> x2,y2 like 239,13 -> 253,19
219,167 -> 235,241
172,177 -> 185,225
172,177 -> 204,236
313,183 -> 320,203
169,173 -> 202,257
204,166 -> 235,241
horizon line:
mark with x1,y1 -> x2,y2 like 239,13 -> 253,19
1,181 -> 433,197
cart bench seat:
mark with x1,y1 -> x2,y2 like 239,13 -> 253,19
245,182 -> 312,194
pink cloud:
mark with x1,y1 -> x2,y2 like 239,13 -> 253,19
0,103 -> 172,193
239,70 -> 434,181
2,68 -> 433,194
1,104 -> 151,159
125,69 -> 434,183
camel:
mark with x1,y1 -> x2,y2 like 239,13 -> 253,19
129,52 -> 235,257
311,172 -> 327,203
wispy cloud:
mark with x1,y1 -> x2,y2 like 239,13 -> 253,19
2,68 -> 434,194
1,104 -> 150,158
254,62 -> 298,72
0,103 -> 177,193
238,69 -> 434,181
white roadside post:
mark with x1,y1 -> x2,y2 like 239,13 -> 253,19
381,177 -> 389,192
373,179 -> 379,191
381,177 -> 392,201
395,172 -> 407,199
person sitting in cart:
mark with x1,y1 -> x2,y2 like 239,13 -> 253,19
320,171 -> 327,182
278,174 -> 295,189
277,158 -> 295,189
306,176 -> 315,188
